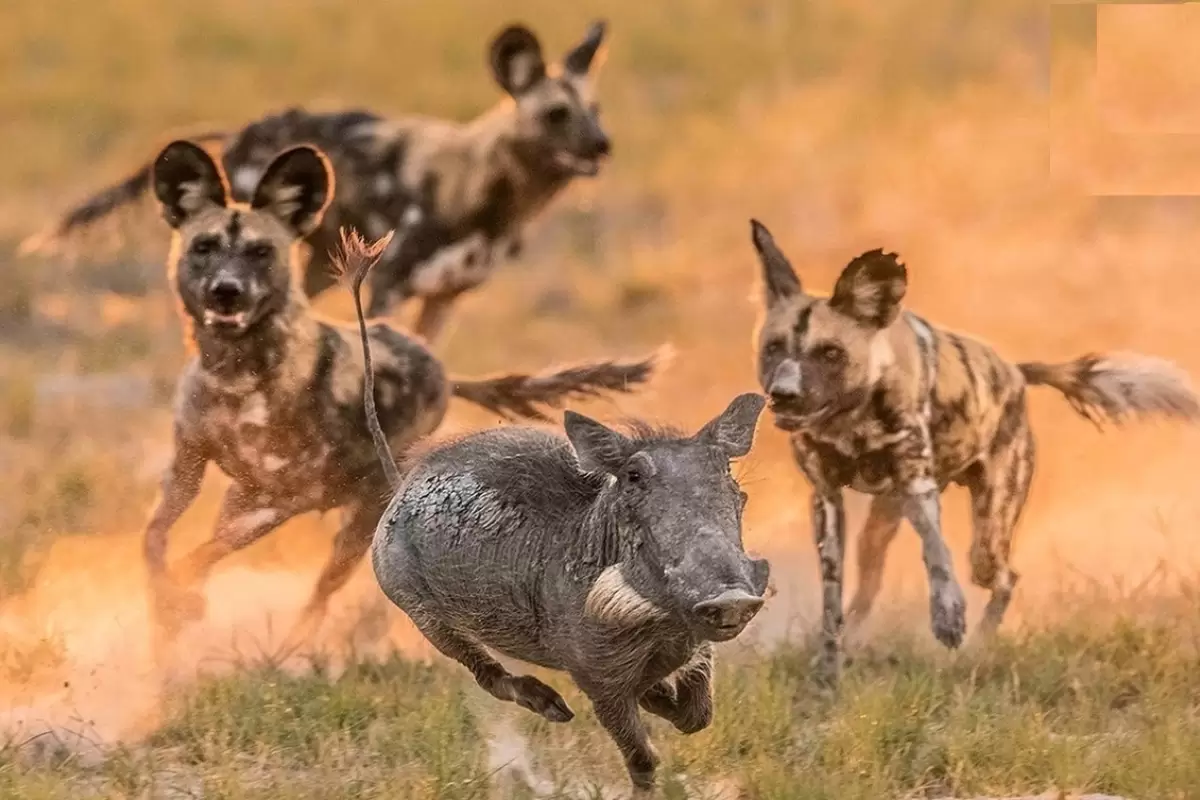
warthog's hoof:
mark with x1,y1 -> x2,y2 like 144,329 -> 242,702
511,676 -> 574,723
930,582 -> 967,649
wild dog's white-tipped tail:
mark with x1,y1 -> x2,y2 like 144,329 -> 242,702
1019,352 -> 1200,427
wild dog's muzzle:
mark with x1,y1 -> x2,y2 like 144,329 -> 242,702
555,122 -> 611,176
767,359 -> 806,429
203,277 -> 255,331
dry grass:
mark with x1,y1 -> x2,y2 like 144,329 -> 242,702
2,0 -> 1200,797
3,603 -> 1200,798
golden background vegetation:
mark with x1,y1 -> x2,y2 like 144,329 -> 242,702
2,1 -> 1200,796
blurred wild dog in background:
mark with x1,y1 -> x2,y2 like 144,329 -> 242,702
22,20 -> 612,346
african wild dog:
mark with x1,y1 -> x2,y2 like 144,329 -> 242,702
140,137 -> 658,653
22,20 -> 612,345
341,229 -> 769,793
749,219 -> 1200,687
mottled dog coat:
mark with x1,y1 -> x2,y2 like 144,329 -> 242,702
749,219 -> 1200,686
23,20 -> 612,345
140,138 -> 656,651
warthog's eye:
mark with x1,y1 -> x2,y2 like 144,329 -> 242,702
191,237 -> 219,256
625,465 -> 643,485
246,242 -> 274,261
543,106 -> 570,128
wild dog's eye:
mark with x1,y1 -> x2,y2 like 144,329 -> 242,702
543,106 -> 570,127
813,343 -> 845,366
191,237 -> 219,256
762,339 -> 788,360
246,242 -> 274,260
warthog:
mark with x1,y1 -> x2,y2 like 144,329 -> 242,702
341,234 -> 771,796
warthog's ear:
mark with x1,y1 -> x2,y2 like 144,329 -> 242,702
697,393 -> 767,459
564,410 -> 631,474
830,248 -> 908,329
490,24 -> 546,97
251,145 -> 334,238
750,219 -> 802,306
152,140 -> 229,228
563,19 -> 607,76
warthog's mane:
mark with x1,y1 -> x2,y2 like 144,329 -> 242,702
399,420 -> 691,520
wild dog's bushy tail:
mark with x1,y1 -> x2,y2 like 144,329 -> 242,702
19,130 -> 228,257
450,347 -> 669,423
334,227 -> 403,490
1019,353 -> 1200,427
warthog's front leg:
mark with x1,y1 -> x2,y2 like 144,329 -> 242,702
412,615 -> 574,723
638,644 -> 714,734
904,483 -> 967,648
589,695 -> 660,796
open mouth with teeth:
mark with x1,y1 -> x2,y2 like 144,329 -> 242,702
769,403 -> 828,433
553,151 -> 605,176
203,308 -> 252,331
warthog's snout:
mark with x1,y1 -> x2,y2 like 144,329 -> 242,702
693,589 -> 765,641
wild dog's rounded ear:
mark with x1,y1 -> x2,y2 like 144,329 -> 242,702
750,219 -> 802,305
490,24 -> 546,97
563,19 -> 608,75
697,392 -> 767,459
152,140 -> 229,228
564,410 -> 631,475
830,249 -> 907,329
251,145 -> 334,238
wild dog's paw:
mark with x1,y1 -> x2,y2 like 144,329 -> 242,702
930,581 -> 967,649
510,675 -> 575,723
151,579 -> 206,630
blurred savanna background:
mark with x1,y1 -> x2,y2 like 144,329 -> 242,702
3,0 -> 1200,797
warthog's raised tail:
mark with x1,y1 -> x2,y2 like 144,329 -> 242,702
336,227 -> 403,490
450,346 -> 668,423
1019,352 -> 1200,428
19,130 -> 229,257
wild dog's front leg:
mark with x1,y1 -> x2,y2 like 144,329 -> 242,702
903,482 -> 967,648
279,498 -> 387,654
639,644 -> 714,734
845,493 -> 906,636
160,484 -> 300,629
411,291 -> 462,345
143,435 -> 209,578
811,490 -> 847,688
